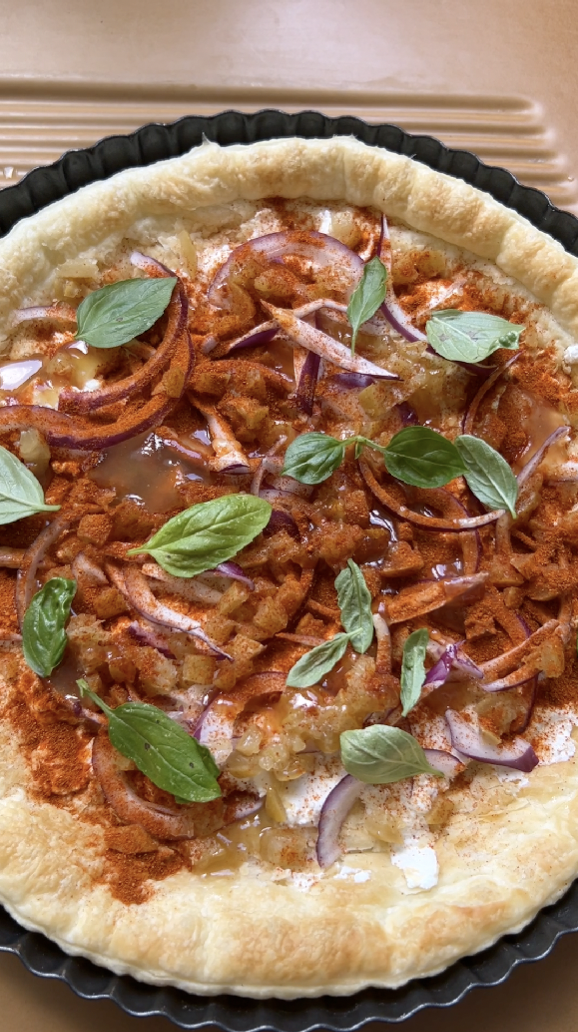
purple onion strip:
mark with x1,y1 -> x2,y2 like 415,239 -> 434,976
316,775 -> 363,869
212,561 -> 255,590
517,426 -> 569,487
423,749 -> 463,777
445,709 -> 539,772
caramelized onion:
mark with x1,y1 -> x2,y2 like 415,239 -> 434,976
359,457 -> 504,530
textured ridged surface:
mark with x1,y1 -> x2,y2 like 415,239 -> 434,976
0,90 -> 576,211
0,109 -> 578,1028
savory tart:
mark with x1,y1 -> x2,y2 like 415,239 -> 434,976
0,136 -> 578,999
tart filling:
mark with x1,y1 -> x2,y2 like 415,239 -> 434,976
1,139 -> 578,997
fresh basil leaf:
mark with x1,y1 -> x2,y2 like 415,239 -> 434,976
75,277 -> 177,350
347,256 -> 387,353
383,426 -> 467,488
22,577 -> 76,677
127,494 -> 272,578
400,628 -> 429,716
335,560 -> 374,653
282,432 -> 346,485
0,445 -> 60,525
286,632 -> 351,688
455,434 -> 518,518
78,680 -> 221,803
341,725 -> 443,783
426,310 -> 522,364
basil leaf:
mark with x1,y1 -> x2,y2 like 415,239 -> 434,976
383,426 -> 467,488
78,681 -> 221,803
426,310 -> 522,364
400,628 -> 429,716
286,632 -> 351,688
0,445 -> 60,525
341,725 -> 443,783
127,494 -> 272,578
282,432 -> 346,485
455,434 -> 518,518
75,277 -> 177,350
22,577 -> 76,677
347,256 -> 387,353
335,560 -> 374,653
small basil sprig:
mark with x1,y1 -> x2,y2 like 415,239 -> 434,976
335,559 -> 374,653
78,680 -> 221,803
347,256 -> 387,353
127,494 -> 272,578
75,277 -> 177,350
341,725 -> 443,783
400,628 -> 429,716
426,310 -> 522,364
0,445 -> 60,525
286,561 -> 374,687
455,435 -> 518,518
22,578 -> 76,677
283,427 -> 467,490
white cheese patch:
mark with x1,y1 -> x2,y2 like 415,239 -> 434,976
277,756 -> 345,827
335,865 -> 372,883
391,834 -> 439,891
529,704 -> 578,765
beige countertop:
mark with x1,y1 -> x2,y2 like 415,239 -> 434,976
1,0 -> 578,1027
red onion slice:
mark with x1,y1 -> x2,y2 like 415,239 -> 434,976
141,563 -> 223,605
208,231 -> 363,310
445,709 -> 539,772
221,299 -> 348,355
16,516 -> 70,629
328,372 -> 378,389
12,304 -> 77,327
422,749 -> 463,777
130,251 -> 175,277
386,572 -> 488,625
295,349 -> 321,415
424,642 -> 483,688
126,621 -> 175,658
463,352 -> 521,434
92,733 -> 223,840
359,457 -> 504,530
261,302 -> 400,380
190,398 -> 252,474
480,618 -> 561,680
263,508 -> 301,540
211,561 -> 255,590
107,565 -> 231,659
516,425 -> 569,487
71,551 -> 108,585
481,662 -> 542,693
316,774 -> 363,868
378,216 -> 427,343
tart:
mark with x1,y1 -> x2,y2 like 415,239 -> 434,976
0,136 -> 577,998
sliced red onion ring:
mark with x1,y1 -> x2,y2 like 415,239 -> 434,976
422,749 -> 463,777
208,231 -> 363,310
16,516 -> 70,629
223,325 -> 279,352
12,304 -> 77,327
92,733 -> 223,840
107,565 -> 231,659
316,774 -> 363,868
378,216 -> 426,343
190,398 -> 252,474
0,359 -> 43,391
221,299 -> 348,355
296,349 -> 321,415
212,561 -> 255,590
359,457 -> 504,530
261,303 -> 400,380
59,277 -> 187,414
463,352 -> 521,434
445,709 -> 538,772
126,621 -> 175,658
130,251 -> 175,277
516,425 -> 569,487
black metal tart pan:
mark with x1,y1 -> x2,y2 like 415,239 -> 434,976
1,108 -> 578,1029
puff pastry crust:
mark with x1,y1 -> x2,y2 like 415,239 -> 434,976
0,136 -> 577,998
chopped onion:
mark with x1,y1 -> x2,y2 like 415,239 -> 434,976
0,546 -> 25,569
316,774 -> 363,868
445,709 -> 538,772
264,508 -> 301,539
328,372 -> 378,389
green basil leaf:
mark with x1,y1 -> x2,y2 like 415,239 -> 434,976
347,255 -> 387,353
0,445 -> 60,525
341,725 -> 443,783
335,559 -> 374,653
426,310 -> 522,364
455,434 -> 518,518
127,494 -> 272,577
282,432 -> 346,485
383,426 -> 467,488
400,628 -> 429,716
286,632 -> 351,689
22,577 -> 76,677
75,277 -> 177,350
78,680 -> 221,803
